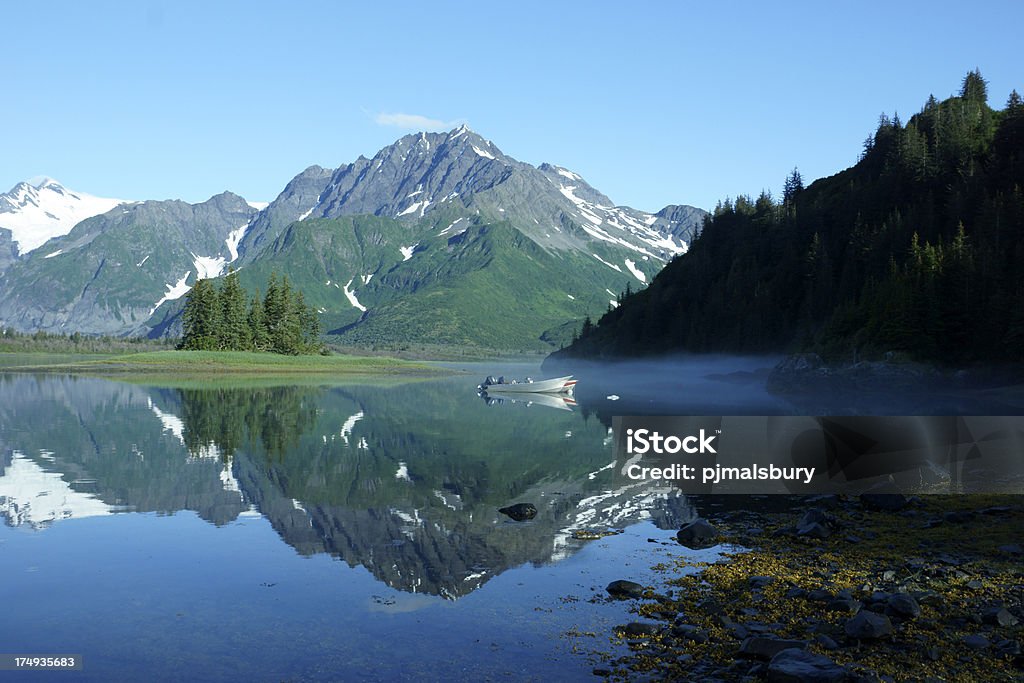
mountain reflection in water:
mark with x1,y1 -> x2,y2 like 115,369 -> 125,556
0,372 -> 695,599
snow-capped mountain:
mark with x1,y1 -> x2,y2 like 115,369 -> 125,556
240,125 -> 703,267
0,128 -> 705,348
0,177 -> 127,256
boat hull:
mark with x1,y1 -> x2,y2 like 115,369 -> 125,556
484,376 -> 576,394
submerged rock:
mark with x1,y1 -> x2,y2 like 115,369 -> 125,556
677,518 -> 720,548
616,622 -> 660,637
606,580 -> 645,600
498,503 -> 537,521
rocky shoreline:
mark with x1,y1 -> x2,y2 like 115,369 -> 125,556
593,494 -> 1023,681
766,353 -> 1024,396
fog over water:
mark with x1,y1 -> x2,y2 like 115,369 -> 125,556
539,355 -> 1024,418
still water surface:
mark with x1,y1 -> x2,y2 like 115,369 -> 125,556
0,363 -> 738,682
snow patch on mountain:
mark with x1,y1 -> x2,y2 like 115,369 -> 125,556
397,200 -> 430,217
400,244 -> 417,261
192,253 -> 226,280
471,145 -> 495,160
593,254 -> 622,272
150,272 -> 191,315
0,178 -> 127,254
343,278 -> 367,312
624,258 -> 647,283
225,222 -> 249,262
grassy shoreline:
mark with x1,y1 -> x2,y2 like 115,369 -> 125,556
0,349 -> 447,377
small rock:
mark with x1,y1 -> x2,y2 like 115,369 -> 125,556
750,576 -> 775,589
962,634 -> 989,650
984,607 -> 1019,627
606,580 -> 645,600
814,634 -> 840,651
912,590 -> 943,607
728,623 -> 750,640
860,492 -> 909,512
965,579 -> 984,590
845,612 -> 893,640
672,624 -> 709,643
767,648 -> 848,683
827,599 -> 862,614
943,510 -> 974,523
806,589 -> 833,602
797,522 -> 831,539
498,503 -> 537,521
739,637 -> 808,660
798,508 -> 832,528
677,518 -> 720,548
617,622 -> 660,637
881,570 -> 896,581
785,587 -> 807,599
886,593 -> 921,619
592,668 -> 612,676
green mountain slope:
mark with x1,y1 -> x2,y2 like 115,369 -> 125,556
0,193 -> 255,335
555,72 -> 1024,363
237,215 -> 652,349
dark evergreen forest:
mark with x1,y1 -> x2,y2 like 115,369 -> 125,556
179,270 -> 324,355
561,72 -> 1024,364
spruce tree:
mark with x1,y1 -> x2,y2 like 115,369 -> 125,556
219,268 -> 251,351
248,290 -> 270,352
179,279 -> 221,350
296,291 -> 323,353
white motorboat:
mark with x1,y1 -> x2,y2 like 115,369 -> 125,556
479,375 -> 577,395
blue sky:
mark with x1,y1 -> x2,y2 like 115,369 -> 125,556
3,1 -> 1021,212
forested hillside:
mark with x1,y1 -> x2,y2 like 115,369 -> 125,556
557,72 -> 1024,364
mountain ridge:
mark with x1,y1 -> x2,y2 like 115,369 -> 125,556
0,127 -> 706,349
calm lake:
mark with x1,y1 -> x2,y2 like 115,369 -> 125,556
4,358 -> 1022,681
1,362 -> 748,682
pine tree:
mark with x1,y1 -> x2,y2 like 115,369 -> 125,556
219,268 -> 251,351
783,167 -> 803,207
272,276 -> 302,355
296,291 -> 323,353
960,69 -> 988,103
179,279 -> 221,350
247,290 -> 269,352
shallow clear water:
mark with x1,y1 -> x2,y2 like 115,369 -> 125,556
0,366 -> 720,682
